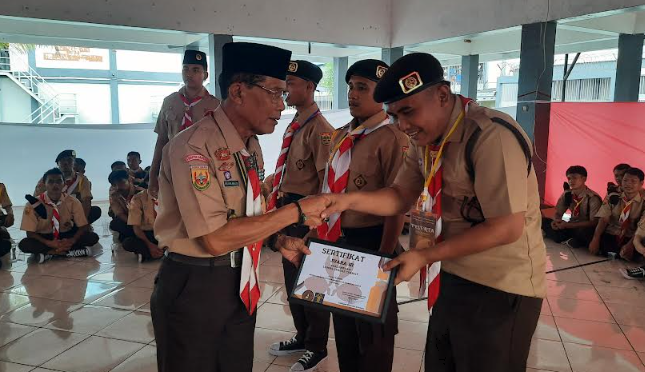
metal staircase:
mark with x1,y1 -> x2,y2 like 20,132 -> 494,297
0,46 -> 76,124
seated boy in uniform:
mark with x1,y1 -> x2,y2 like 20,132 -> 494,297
108,170 -> 136,242
590,167 -> 645,260
542,165 -> 602,248
605,163 -> 631,206
127,151 -> 148,189
20,168 -> 100,263
622,218 -> 645,279
123,189 -> 164,262
0,182 -> 14,267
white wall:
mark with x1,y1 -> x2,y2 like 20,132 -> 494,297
392,0 -> 645,46
48,83 -> 111,124
0,109 -> 353,203
118,84 -> 180,124
0,0 -> 390,47
0,77 -> 33,123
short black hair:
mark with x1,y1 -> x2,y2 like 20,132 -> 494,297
625,167 -> 645,182
218,72 -> 265,100
127,151 -> 141,159
111,161 -> 126,169
614,163 -> 631,172
566,165 -> 587,177
74,158 -> 86,167
108,170 -> 130,185
42,168 -> 64,183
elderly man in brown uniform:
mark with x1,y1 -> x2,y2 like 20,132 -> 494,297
0,182 -> 14,267
34,150 -> 101,225
148,50 -> 221,198
266,60 -> 334,372
151,42 -> 330,372
312,59 -> 409,372
321,53 -> 546,372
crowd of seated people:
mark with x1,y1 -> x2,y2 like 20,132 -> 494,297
0,149 -> 165,266
543,163 -> 645,279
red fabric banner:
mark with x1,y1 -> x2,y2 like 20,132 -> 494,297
545,102 -> 645,206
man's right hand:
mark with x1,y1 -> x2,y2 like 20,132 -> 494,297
147,242 -> 164,259
298,196 -> 331,227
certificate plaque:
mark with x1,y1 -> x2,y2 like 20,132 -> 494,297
288,238 -> 397,324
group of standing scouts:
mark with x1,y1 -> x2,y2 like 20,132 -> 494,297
1,42 -> 643,372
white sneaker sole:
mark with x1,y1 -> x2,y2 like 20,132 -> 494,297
620,268 -> 645,280
268,348 -> 306,357
290,356 -> 327,372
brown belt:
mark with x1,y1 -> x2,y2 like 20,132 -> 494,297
166,250 -> 242,268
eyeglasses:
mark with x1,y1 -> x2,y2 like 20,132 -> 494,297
251,83 -> 288,103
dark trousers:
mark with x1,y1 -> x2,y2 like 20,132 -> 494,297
333,225 -> 398,372
425,271 -> 542,372
151,255 -> 256,372
279,193 -> 330,352
542,217 -> 594,247
109,218 -> 135,242
123,230 -> 157,259
88,206 -> 102,225
18,228 -> 99,255
0,227 -> 11,258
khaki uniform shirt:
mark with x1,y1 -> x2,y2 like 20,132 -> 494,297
393,98 -> 546,298
109,184 -> 136,220
596,192 -> 645,237
555,187 -> 602,223
155,108 -> 264,257
279,104 -> 335,197
332,111 -> 410,229
154,87 -> 221,141
20,193 -> 88,234
0,183 -> 11,216
128,190 -> 156,232
35,173 -> 93,201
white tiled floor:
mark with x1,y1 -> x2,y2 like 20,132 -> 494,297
2,203 -> 645,371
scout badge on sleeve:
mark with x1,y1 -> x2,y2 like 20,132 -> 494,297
191,165 -> 211,191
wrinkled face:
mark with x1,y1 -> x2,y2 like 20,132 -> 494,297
114,178 -> 130,193
386,85 -> 452,147
45,174 -> 64,198
614,169 -> 627,186
286,75 -> 313,107
57,156 -> 75,174
347,76 -> 382,120
622,173 -> 644,195
127,155 -> 141,170
233,76 -> 287,135
182,64 -> 208,89
567,173 -> 586,190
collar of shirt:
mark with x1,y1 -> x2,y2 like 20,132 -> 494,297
179,86 -> 209,99
214,107 -> 250,154
294,102 -> 320,123
623,191 -> 643,204
349,110 -> 388,131
435,95 -> 467,146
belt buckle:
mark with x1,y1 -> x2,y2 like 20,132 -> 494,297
230,251 -> 240,268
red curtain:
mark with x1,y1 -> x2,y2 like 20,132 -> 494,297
544,102 -> 645,206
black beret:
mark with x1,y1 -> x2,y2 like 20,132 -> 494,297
55,149 -> 76,163
221,42 -> 292,81
345,59 -> 389,83
374,53 -> 447,104
183,50 -> 207,70
287,60 -> 323,85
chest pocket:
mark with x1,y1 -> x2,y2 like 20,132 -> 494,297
349,152 -> 380,191
288,137 -> 313,171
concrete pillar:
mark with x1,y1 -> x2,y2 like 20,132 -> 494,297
381,47 -> 403,65
333,57 -> 349,110
109,49 -> 120,124
461,54 -> 479,100
207,34 -> 233,99
614,33 -> 644,102
27,50 -> 39,122
516,21 -> 556,203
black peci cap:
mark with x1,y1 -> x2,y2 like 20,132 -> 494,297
374,53 -> 447,104
55,150 -> 76,163
286,60 -> 323,85
183,50 -> 207,70
220,42 -> 292,81
345,59 -> 389,84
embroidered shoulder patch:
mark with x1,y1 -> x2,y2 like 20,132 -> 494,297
321,132 -> 332,146
185,154 -> 209,163
190,165 -> 211,191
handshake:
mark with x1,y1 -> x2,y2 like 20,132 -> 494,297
293,194 -> 345,228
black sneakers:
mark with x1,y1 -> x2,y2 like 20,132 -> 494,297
290,349 -> 328,372
269,336 -> 306,356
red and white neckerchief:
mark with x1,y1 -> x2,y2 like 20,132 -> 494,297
238,149 -> 264,314
267,109 -> 321,212
571,193 -> 584,218
618,196 -> 635,243
317,116 -> 389,242
178,90 -> 207,131
63,174 -> 81,196
39,193 -> 62,240
418,95 -> 473,313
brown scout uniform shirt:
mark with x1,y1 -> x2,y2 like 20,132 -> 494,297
393,98 -> 546,298
154,87 -> 221,141
279,103 -> 335,197
595,192 -> 645,237
109,184 -> 136,221
333,110 -> 410,229
128,190 -> 156,232
20,193 -> 88,234
155,108 -> 264,258
0,183 -> 12,216
34,173 -> 93,202
554,187 -> 602,223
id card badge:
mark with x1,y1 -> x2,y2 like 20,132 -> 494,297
409,209 -> 436,251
